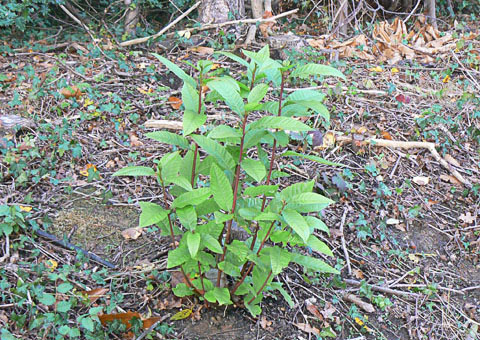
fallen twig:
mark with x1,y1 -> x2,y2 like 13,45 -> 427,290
120,2 -> 201,47
344,279 -> 422,300
339,207 -> 351,275
335,135 -> 473,188
35,229 -> 116,269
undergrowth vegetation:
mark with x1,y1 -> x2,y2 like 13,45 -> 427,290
114,46 -> 346,316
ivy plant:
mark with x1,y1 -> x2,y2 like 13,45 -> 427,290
114,45 -> 345,316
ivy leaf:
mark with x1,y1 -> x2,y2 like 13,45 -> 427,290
241,158 -> 266,183
282,209 -> 310,243
112,166 -> 155,177
172,188 -> 211,209
139,202 -> 168,227
210,163 -> 233,211
80,317 -> 95,332
186,232 -> 201,258
38,294 -> 56,306
57,283 -> 73,294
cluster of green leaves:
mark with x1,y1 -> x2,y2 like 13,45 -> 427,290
115,46 -> 345,316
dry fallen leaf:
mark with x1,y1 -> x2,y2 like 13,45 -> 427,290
412,176 -> 429,186
369,66 -> 383,72
380,130 -> 392,140
191,46 -> 214,55
459,211 -> 475,225
444,154 -> 461,167
98,311 -> 141,328
168,96 -> 182,109
82,287 -> 109,303
353,269 -> 365,279
440,174 -> 462,185
59,85 -> 82,99
121,227 -> 144,240
260,316 -> 273,329
294,323 -> 320,335
129,133 -> 144,147
170,308 -> 192,321
305,298 -> 324,321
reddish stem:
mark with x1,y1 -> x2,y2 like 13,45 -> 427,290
247,270 -> 272,305
216,112 -> 249,287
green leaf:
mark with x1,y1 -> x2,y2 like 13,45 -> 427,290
139,202 -> 168,227
210,163 -> 233,211
186,232 -> 201,258
38,294 -> 56,306
167,244 -> 190,268
213,287 -> 232,305
291,63 -> 346,80
146,131 -> 189,149
81,317 -> 95,332
202,234 -> 223,254
307,235 -> 333,257
248,83 -> 269,103
151,53 -> 196,87
246,303 -> 262,317
305,216 -> 330,234
112,166 -> 155,177
269,247 -> 291,275
56,300 -> 72,313
280,181 -> 314,201
216,51 -> 250,68
57,283 -> 73,294
191,134 -> 235,169
1,329 -> 20,340
227,240 -> 249,262
297,100 -> 330,120
183,110 -> 207,136
270,282 -> 294,308
289,192 -> 334,205
282,151 -> 345,167
176,205 -> 197,230
172,283 -> 194,297
182,82 -> 200,113
291,253 -> 339,274
208,78 -> 245,116
286,89 -> 326,103
214,211 -> 234,224
282,209 -> 310,243
172,188 -> 211,209
247,116 -> 312,132
243,185 -> 278,197
244,129 -> 268,149
208,125 -> 241,139
241,158 -> 266,183
255,212 -> 280,221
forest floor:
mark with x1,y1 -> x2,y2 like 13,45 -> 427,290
0,12 -> 480,340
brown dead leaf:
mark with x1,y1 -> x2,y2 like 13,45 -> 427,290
59,85 -> 82,99
459,211 -> 475,225
305,298 -> 324,321
412,176 -> 429,186
260,316 -> 273,329
168,96 -> 182,110
353,269 -> 365,279
98,311 -> 141,328
259,11 -> 274,37
294,323 -> 320,335
343,293 -> 375,313
82,287 -> 109,303
129,133 -> 144,147
121,227 -> 144,240
321,301 -> 336,319
440,174 -> 462,186
381,130 -> 392,140
191,46 -> 214,55
444,154 -> 461,167
105,159 -> 116,169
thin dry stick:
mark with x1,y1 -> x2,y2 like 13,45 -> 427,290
336,135 -> 473,188
339,207 -> 351,275
178,8 -> 299,34
344,279 -> 422,299
120,1 -> 201,47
